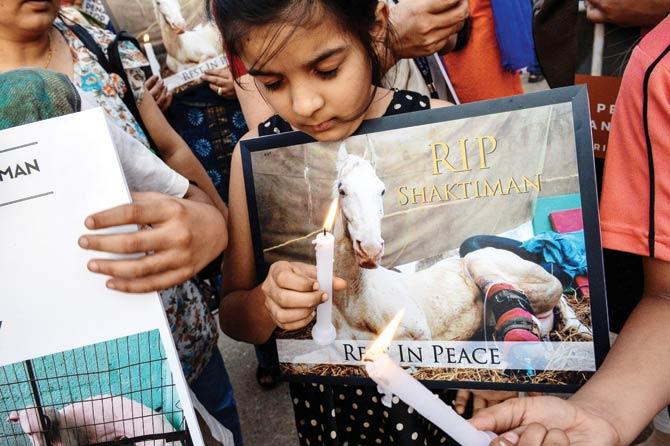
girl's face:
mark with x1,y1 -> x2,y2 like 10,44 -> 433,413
0,0 -> 60,39
241,13 -> 382,142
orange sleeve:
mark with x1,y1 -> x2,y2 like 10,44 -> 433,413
600,30 -> 670,261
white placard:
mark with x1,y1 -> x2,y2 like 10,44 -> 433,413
0,108 -> 203,445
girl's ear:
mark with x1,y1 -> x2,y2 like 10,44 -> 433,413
370,1 -> 390,44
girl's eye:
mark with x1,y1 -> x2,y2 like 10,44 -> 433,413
316,67 -> 339,79
263,79 -> 283,91
381,189 -> 385,196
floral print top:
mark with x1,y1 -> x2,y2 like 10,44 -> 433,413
54,11 -> 219,384
54,14 -> 150,148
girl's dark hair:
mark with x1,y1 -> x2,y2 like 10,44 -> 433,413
208,0 -> 395,86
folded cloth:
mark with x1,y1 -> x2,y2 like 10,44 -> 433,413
0,68 -> 80,129
490,0 -> 536,71
521,231 -> 587,280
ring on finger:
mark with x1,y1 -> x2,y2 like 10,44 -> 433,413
217,86 -> 223,96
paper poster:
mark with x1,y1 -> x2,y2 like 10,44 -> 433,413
0,108 -> 203,444
102,0 -> 228,93
241,87 -> 609,392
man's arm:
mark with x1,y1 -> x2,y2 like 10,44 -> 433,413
473,258 -> 670,446
388,0 -> 468,60
569,257 -> 670,443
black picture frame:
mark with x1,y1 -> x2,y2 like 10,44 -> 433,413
240,86 -> 609,393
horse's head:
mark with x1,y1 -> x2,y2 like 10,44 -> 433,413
335,143 -> 385,269
155,0 -> 187,34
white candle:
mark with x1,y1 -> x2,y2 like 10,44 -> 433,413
311,198 -> 338,345
364,311 -> 493,446
142,34 -> 161,78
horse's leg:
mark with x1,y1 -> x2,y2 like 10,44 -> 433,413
463,247 -> 563,340
463,247 -> 562,313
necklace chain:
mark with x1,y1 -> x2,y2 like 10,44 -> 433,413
43,29 -> 53,69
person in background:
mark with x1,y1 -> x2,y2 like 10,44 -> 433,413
442,0 -> 523,103
145,48 -> 250,446
471,16 -> 670,446
0,66 -> 237,445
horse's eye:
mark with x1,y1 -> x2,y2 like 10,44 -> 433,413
339,189 -> 346,196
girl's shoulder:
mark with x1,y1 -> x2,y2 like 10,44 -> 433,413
258,114 -> 293,136
383,89 -> 431,116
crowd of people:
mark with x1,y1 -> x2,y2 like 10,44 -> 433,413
1,0 -> 669,445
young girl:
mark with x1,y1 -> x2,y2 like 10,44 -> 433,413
212,1 -> 495,444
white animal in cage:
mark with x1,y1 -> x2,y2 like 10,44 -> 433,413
7,394 -> 176,445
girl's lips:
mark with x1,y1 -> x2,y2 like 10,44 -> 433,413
309,120 -> 334,132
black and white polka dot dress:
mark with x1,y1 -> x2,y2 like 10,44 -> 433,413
289,382 -> 459,445
259,90 -> 459,446
257,89 -> 431,136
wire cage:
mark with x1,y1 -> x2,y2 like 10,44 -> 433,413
0,330 -> 192,445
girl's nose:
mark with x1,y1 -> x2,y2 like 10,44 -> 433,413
291,85 -> 325,118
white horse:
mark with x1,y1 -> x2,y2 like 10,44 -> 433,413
331,144 -> 587,341
153,0 -> 221,73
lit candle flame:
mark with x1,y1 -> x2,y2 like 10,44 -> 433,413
323,197 -> 338,233
364,309 -> 405,360
143,33 -> 150,43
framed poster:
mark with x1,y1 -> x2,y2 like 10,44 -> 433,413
102,0 -> 227,92
240,86 -> 609,392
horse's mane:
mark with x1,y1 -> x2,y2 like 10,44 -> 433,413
333,153 -> 376,198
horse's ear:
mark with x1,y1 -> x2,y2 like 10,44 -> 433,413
336,142 -> 348,173
363,137 -> 377,169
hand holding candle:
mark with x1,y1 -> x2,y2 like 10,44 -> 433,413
364,310 -> 494,446
311,198 -> 339,345
142,34 -> 161,78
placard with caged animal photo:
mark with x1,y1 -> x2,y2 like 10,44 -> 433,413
0,330 -> 193,446
241,86 -> 610,392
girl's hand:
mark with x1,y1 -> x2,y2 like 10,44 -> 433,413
145,75 -> 173,112
202,67 -> 236,99
453,389 -> 518,415
79,192 -> 227,293
261,261 -> 346,331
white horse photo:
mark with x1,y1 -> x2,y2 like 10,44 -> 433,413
331,144 -> 590,341
153,0 -> 221,73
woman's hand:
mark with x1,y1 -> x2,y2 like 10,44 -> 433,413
261,261 -> 347,331
202,67 -> 236,99
453,389 -> 518,415
78,191 -> 227,293
145,75 -> 173,112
